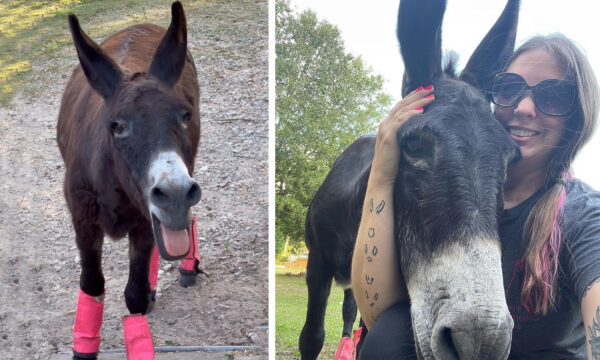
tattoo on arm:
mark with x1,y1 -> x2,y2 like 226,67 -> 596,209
365,244 -> 373,262
368,228 -> 375,238
372,245 -> 378,256
365,274 -> 374,285
375,200 -> 385,214
370,198 -> 374,213
584,278 -> 600,299
588,306 -> 600,359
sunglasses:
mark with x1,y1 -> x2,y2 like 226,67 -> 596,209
491,72 -> 578,116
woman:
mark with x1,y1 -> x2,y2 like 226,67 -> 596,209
352,34 -> 600,359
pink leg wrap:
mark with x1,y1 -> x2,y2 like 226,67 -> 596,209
334,327 -> 363,360
122,314 -> 154,360
334,336 -> 354,360
73,288 -> 104,356
148,246 -> 159,291
179,216 -> 203,273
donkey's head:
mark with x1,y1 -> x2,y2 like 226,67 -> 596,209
395,0 -> 520,358
68,1 -> 200,261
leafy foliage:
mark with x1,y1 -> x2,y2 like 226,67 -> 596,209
275,0 -> 392,253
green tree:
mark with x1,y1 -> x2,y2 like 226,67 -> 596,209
275,0 -> 392,255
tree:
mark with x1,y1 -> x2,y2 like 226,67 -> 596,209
275,0 -> 392,255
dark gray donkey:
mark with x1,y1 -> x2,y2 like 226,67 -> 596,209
299,0 -> 521,359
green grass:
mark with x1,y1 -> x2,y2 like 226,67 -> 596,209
0,0 -> 90,105
0,0 -> 205,106
276,273 -> 360,360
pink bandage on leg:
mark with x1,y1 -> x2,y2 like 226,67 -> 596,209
122,314 -> 154,360
148,246 -> 159,292
334,336 -> 354,360
73,288 -> 104,356
334,327 -> 363,360
180,216 -> 202,273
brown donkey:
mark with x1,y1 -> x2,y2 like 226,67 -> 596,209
57,2 -> 200,358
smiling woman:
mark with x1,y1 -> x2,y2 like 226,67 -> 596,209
353,30 -> 600,360
491,35 -> 600,358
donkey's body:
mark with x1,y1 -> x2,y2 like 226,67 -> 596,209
300,1 -> 521,359
58,4 -> 200,352
58,23 -> 200,243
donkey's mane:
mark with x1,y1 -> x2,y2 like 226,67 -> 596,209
443,50 -> 459,78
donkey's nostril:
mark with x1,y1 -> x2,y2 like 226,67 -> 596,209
152,187 -> 165,198
150,186 -> 169,208
186,182 -> 201,206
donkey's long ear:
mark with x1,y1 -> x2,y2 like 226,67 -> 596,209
68,14 -> 123,100
148,1 -> 187,88
460,0 -> 520,93
398,0 -> 446,97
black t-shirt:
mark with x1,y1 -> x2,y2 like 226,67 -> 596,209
502,179 -> 600,359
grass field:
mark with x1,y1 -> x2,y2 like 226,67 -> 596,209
0,0 -> 190,105
276,270 -> 360,359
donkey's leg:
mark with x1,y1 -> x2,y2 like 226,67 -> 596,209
299,255 -> 333,360
122,222 -> 155,359
73,223 -> 104,359
342,288 -> 357,337
125,223 -> 154,315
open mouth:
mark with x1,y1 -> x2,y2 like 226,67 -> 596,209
151,213 -> 190,261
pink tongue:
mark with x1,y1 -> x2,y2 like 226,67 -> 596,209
160,224 -> 190,257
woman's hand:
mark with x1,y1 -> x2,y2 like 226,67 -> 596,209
371,86 -> 435,186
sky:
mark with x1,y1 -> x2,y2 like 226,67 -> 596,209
289,0 -> 600,189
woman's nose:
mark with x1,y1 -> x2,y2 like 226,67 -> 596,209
514,91 -> 537,118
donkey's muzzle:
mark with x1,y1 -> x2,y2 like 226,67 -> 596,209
432,309 -> 513,360
150,178 -> 201,213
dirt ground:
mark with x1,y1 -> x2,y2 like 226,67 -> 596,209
0,0 -> 268,359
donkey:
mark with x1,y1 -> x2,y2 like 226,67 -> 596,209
57,2 -> 200,358
299,0 -> 521,359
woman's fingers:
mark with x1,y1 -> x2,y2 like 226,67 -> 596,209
388,92 -> 434,127
388,86 -> 434,120
403,85 -> 434,103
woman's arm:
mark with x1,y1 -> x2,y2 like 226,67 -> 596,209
351,86 -> 434,329
582,278 -> 600,360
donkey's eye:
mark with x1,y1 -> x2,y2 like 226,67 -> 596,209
110,119 -> 129,138
179,111 -> 191,129
402,135 -> 433,169
402,136 -> 428,156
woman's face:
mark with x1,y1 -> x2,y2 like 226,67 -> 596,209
494,49 -> 568,168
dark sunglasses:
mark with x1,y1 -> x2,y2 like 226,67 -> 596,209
491,72 -> 577,116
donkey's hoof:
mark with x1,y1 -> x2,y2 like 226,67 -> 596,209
72,350 -> 97,360
178,269 -> 197,287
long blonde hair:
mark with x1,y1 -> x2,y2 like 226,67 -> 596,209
506,35 -> 599,314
